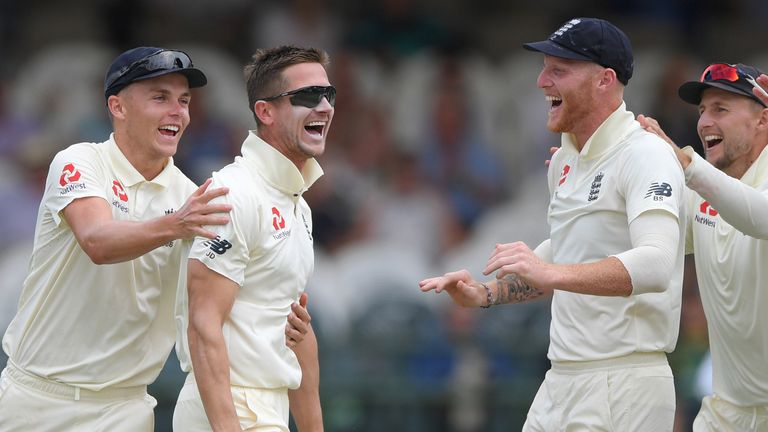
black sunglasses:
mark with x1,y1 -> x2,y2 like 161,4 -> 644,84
105,50 -> 194,93
261,85 -> 336,108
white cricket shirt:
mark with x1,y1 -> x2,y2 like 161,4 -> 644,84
175,132 -> 322,390
2,135 -> 196,390
546,103 -> 686,362
683,145 -> 768,406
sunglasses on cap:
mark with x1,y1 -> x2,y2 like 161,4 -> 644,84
700,63 -> 768,99
261,85 -> 336,108
105,50 -> 194,92
700,63 -> 756,82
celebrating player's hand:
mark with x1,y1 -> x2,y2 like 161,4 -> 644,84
637,114 -> 691,169
484,241 -> 552,292
754,74 -> 768,106
419,269 -> 486,308
544,146 -> 559,167
286,292 -> 311,348
172,178 -> 232,240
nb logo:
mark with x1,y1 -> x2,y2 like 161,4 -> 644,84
644,182 -> 672,199
208,236 -> 232,255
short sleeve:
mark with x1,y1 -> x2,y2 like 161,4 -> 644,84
188,173 -> 252,286
620,134 -> 685,224
45,144 -> 108,226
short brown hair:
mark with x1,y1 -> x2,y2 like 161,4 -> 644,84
244,46 -> 330,124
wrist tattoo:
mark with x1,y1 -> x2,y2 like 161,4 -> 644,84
496,274 -> 543,304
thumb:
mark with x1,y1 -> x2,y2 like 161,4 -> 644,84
299,292 -> 308,307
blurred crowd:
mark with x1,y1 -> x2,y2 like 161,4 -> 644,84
1,0 -> 767,430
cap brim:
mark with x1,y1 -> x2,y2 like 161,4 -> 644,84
522,40 -> 592,62
678,81 -> 764,106
133,67 -> 208,88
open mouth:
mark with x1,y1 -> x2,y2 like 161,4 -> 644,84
159,124 -> 180,137
305,121 -> 326,137
546,95 -> 563,111
704,134 -> 723,149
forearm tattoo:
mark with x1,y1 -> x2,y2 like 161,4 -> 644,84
495,274 -> 543,304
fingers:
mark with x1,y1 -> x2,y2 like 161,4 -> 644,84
483,242 -> 524,276
753,74 -> 768,105
192,178 -> 213,196
419,277 -> 441,292
544,146 -> 559,167
291,296 -> 311,324
200,186 -> 230,204
285,303 -> 310,348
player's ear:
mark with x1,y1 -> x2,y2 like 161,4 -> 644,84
107,95 -> 126,120
757,105 -> 768,130
253,100 -> 275,125
599,67 -> 618,88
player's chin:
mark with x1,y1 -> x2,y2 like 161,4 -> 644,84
301,141 -> 325,157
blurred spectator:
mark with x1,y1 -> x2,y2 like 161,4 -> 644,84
356,148 -> 465,263
346,0 -> 452,62
305,49 -> 393,254
418,55 -> 506,231
249,0 -> 342,54
173,90 -> 241,184
648,55 -> 704,157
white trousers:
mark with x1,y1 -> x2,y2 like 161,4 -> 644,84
693,394 -> 768,432
0,364 -> 154,432
173,372 -> 289,432
523,352 -> 676,432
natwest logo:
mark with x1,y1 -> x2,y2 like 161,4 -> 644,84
272,207 -> 286,231
558,164 -> 571,186
59,163 -> 82,186
699,201 -> 718,216
695,200 -> 717,228
112,180 -> 128,202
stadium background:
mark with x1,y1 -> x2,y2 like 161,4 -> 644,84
0,0 -> 765,430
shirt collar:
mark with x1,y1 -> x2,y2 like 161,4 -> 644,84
106,134 -> 177,188
239,131 -> 324,196
561,102 -> 640,159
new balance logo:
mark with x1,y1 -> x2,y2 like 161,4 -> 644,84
205,236 -> 232,255
644,182 -> 672,201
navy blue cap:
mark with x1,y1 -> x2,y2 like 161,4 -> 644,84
523,17 -> 634,85
679,63 -> 768,108
104,47 -> 207,98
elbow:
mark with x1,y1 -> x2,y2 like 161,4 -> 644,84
630,277 -> 668,295
188,309 -> 222,347
80,240 -> 111,265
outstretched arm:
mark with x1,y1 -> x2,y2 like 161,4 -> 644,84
64,178 -> 230,264
639,113 -> 768,238
484,241 -> 632,298
485,211 -> 679,298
